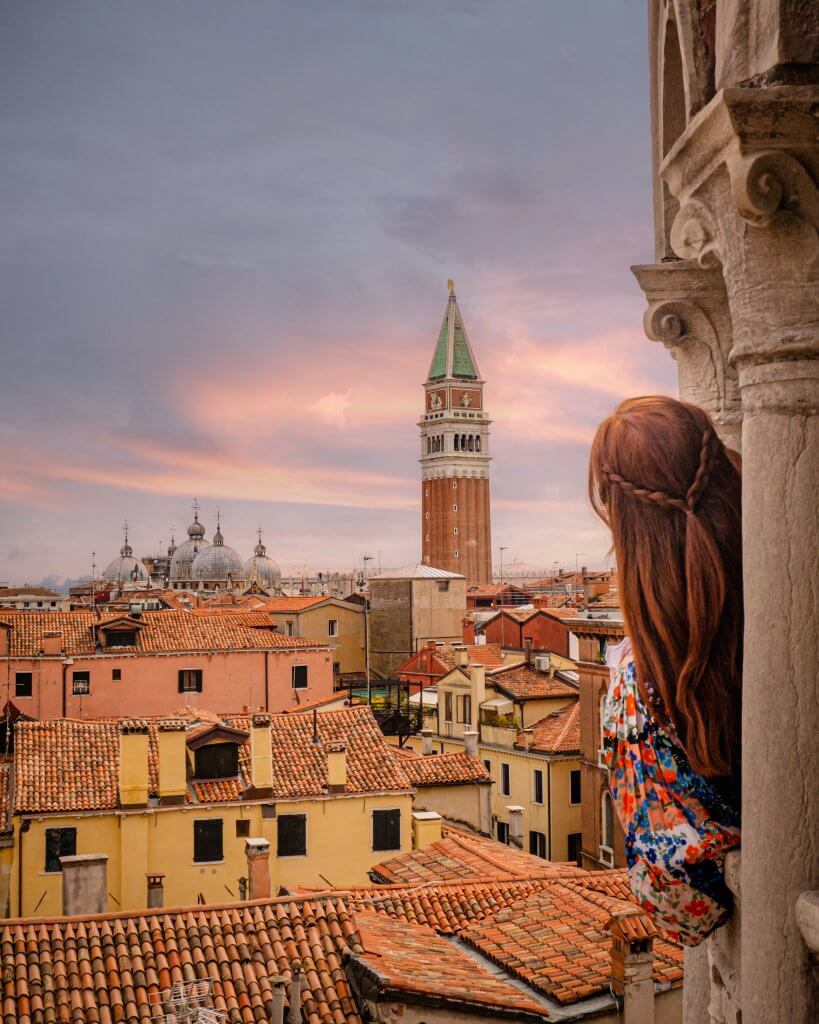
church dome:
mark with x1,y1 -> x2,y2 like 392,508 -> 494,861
243,530 -> 281,590
169,508 -> 211,582
191,520 -> 244,585
102,527 -> 147,584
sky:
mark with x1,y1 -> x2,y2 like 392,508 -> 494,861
0,0 -> 675,585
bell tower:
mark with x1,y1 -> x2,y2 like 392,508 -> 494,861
420,281 -> 492,584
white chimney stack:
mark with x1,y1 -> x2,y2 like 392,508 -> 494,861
506,805 -> 524,850
463,730 -> 478,757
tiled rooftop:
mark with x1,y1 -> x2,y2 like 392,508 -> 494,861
518,700 -> 580,754
399,751 -> 491,787
0,609 -> 319,656
371,826 -> 583,884
0,895 -> 363,1024
461,882 -> 683,1005
435,643 -> 512,670
351,911 -> 548,1019
487,662 -> 578,701
261,595 -> 334,613
12,705 -> 412,814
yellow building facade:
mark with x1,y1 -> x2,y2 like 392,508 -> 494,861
273,597 -> 366,680
5,705 -> 416,918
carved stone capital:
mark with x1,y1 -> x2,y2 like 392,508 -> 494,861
660,86 -> 819,378
632,261 -> 741,448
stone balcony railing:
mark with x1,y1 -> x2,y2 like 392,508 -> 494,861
479,723 -> 518,748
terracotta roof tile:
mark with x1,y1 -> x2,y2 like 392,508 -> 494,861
13,705 -> 411,814
517,701 -> 580,754
351,911 -> 548,1018
461,882 -> 683,1005
0,762 -> 11,832
435,644 -> 512,670
371,826 -> 584,885
400,751 -> 491,787
263,596 -> 334,613
0,895 -> 363,1024
487,662 -> 578,701
0,609 -> 319,656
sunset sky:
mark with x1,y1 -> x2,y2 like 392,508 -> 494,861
0,1 -> 675,585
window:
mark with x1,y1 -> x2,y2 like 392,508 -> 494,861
437,580 -> 449,592
193,819 -> 223,863
482,758 -> 491,775
286,621 -> 295,636
328,619 -> 338,637
235,819 -> 250,837
453,549 -> 459,558
497,821 -> 509,844
454,435 -> 460,451
500,762 -> 511,797
105,630 -> 136,648
278,814 -> 307,857
453,527 -> 458,535
194,743 -> 239,779
460,694 -> 471,724
452,504 -> 458,512
529,830 -> 546,858
568,832 -> 582,866
444,691 -> 453,723
112,668 -> 122,681
291,665 -> 308,689
533,769 -> 544,805
372,809 -> 401,851
45,827 -> 76,872
570,769 -> 582,805
332,661 -> 340,677
452,481 -> 457,489
15,672 -> 32,698
72,671 -> 90,696
178,669 -> 202,693
602,792 -> 615,848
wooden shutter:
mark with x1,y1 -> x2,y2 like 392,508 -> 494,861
193,819 -> 223,863
277,814 -> 307,856
372,809 -> 401,851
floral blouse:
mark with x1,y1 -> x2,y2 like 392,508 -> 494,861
602,637 -> 741,946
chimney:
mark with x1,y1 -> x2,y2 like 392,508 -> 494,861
119,720 -> 150,807
157,718 -> 187,804
469,664 -> 486,731
420,728 -> 435,756
520,728 -> 534,751
288,963 -> 302,1024
271,975 -> 287,1024
463,730 -> 478,757
61,853 -> 108,916
326,740 -> 347,792
250,713 -> 273,797
245,837 -> 271,900
146,873 -> 165,909
412,810 -> 443,849
523,636 -> 533,664
506,805 -> 524,849
0,623 -> 9,657
42,630 -> 63,656
610,913 -> 656,1024
454,647 -> 468,668
462,617 -> 475,644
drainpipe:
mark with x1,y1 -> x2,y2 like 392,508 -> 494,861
264,651 -> 269,712
17,819 -> 30,916
61,659 -> 71,717
546,760 -> 552,860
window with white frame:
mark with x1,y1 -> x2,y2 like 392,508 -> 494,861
328,619 -> 338,637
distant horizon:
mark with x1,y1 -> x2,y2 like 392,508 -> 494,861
0,2 -> 673,582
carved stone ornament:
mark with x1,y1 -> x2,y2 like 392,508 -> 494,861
460,392 -> 471,408
430,391 -> 442,409
728,149 -> 819,231
670,198 -> 723,268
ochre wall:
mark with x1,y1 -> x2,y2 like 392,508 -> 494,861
274,603 -> 365,678
1,647 -> 333,719
11,792 -> 414,918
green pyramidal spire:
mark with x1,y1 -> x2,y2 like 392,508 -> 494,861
427,280 -> 480,381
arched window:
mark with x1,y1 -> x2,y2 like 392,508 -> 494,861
475,436 -> 481,452
461,434 -> 467,450
454,435 -> 460,451
427,437 -> 431,454
468,436 -> 474,452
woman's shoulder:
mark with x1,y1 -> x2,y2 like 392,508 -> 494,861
605,635 -> 633,672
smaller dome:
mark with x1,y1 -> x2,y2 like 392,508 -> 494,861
243,530 -> 281,590
102,526 -> 147,584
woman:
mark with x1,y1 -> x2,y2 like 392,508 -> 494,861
589,395 -> 742,946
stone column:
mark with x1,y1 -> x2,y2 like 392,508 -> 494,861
662,85 -> 819,1024
632,260 -> 741,451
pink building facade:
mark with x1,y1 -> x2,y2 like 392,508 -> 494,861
0,611 -> 333,720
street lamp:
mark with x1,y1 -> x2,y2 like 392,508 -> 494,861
499,546 -> 507,585
363,555 -> 373,703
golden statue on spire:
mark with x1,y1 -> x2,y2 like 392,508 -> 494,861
447,278 -> 455,294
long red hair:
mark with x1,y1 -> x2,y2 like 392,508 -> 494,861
589,396 -> 742,777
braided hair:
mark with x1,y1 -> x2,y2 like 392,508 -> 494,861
589,397 -> 742,777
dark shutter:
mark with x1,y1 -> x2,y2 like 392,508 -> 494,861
291,665 -> 308,690
15,672 -> 33,698
568,833 -> 582,866
194,743 -> 239,779
372,809 -> 401,851
533,769 -> 544,804
277,814 -> 307,856
501,762 -> 510,796
45,827 -> 77,872
72,671 -> 90,695
529,831 -> 546,858
193,819 -> 223,863
570,770 -> 582,804
179,669 -> 203,693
